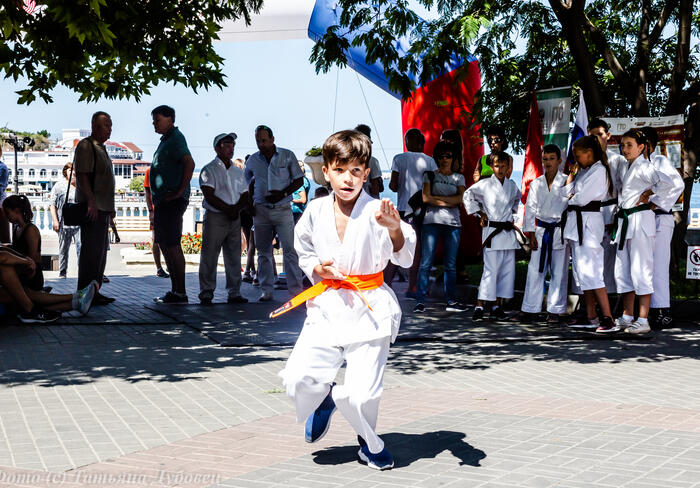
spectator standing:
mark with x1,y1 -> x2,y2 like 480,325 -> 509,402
75,111 -> 116,305
198,133 -> 249,305
149,105 -> 195,304
473,126 -> 513,183
49,163 -> 81,278
291,160 -> 310,224
355,124 -> 383,198
244,125 -> 304,301
0,152 -> 9,243
413,141 -> 467,313
144,167 -> 169,278
387,128 -> 437,294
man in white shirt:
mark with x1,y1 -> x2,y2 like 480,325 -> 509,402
198,133 -> 250,305
387,128 -> 437,294
244,125 -> 305,301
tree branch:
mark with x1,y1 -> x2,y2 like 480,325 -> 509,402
581,13 -> 632,91
648,0 -> 680,49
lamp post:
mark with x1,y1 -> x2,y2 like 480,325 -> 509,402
1,133 -> 35,194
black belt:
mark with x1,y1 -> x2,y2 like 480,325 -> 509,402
561,200 -> 602,245
601,197 -> 618,207
482,220 -> 525,249
612,203 -> 652,250
535,219 -> 561,273
653,208 -> 672,216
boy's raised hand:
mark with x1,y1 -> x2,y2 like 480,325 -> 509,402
314,260 -> 345,281
375,199 -> 401,230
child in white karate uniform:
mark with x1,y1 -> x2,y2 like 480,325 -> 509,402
607,129 -> 676,334
277,130 -> 416,471
464,153 -> 521,321
561,136 -> 616,332
587,118 -> 627,294
640,127 -> 685,328
518,145 -> 570,324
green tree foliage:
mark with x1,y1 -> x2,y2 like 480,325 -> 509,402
0,0 -> 262,104
129,175 -> 145,193
310,0 -> 699,152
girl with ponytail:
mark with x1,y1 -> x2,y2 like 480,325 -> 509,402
561,135 -> 615,332
2,195 -> 44,290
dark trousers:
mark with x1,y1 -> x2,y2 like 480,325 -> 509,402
78,212 -> 110,289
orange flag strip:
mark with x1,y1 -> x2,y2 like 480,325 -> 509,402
269,271 -> 384,318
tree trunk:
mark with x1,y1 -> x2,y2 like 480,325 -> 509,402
666,0 -> 692,114
549,0 -> 605,116
631,0 -> 652,115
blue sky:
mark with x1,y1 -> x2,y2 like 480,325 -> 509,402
0,39 -> 407,171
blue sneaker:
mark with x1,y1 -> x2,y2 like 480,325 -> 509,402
304,389 -> 336,443
358,444 -> 394,470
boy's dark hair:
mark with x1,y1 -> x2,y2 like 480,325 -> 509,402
542,144 -> 561,159
322,130 -> 372,168
490,151 -> 511,166
354,124 -> 371,139
432,141 -> 461,173
587,117 -> 610,132
404,128 -> 425,147
2,194 -> 33,222
151,105 -> 176,122
572,135 -> 614,196
640,126 -> 659,150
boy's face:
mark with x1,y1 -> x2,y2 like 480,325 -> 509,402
322,159 -> 370,203
542,151 -> 561,173
587,126 -> 610,151
492,159 -> 508,180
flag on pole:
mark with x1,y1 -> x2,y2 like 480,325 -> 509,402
566,89 -> 588,165
521,92 -> 544,204
22,0 -> 36,14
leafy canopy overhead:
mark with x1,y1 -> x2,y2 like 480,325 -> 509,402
0,0 -> 262,104
310,0 -> 699,151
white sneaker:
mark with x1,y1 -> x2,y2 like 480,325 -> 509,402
626,320 -> 651,334
615,316 -> 634,331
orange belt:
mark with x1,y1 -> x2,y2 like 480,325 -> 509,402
269,271 -> 384,318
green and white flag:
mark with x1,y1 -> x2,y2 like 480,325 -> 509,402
536,86 -> 571,151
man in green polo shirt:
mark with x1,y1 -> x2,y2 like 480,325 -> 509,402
149,105 -> 195,304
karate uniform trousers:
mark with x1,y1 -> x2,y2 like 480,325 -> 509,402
522,243 -> 569,314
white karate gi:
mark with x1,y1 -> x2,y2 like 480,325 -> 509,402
521,173 -> 570,314
464,176 -> 521,302
561,161 -> 609,291
649,152 -> 684,308
602,150 -> 627,293
279,191 -> 416,455
614,155 -> 675,296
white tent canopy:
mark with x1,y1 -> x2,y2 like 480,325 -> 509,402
217,0 -> 316,42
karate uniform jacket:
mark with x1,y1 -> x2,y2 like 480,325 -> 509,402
605,150 -> 627,225
560,161 -> 608,248
522,172 -> 569,250
650,152 -> 684,213
463,176 -> 521,250
294,191 -> 416,346
614,155 -> 675,243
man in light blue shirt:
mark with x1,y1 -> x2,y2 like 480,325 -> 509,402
244,125 -> 304,300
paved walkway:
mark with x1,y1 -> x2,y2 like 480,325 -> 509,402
1,244 -> 700,487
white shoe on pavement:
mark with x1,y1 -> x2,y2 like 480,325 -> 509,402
626,320 -> 651,335
615,316 -> 634,332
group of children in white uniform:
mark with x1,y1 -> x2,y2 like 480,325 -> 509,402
274,122 -> 683,472
465,119 -> 684,334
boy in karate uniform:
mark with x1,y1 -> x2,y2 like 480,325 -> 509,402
277,130 -> 416,471
518,145 -> 570,324
464,153 -> 522,321
640,127 -> 685,329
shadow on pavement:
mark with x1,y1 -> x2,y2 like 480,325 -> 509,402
312,430 -> 486,468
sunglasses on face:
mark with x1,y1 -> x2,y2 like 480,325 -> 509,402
488,137 -> 502,144
438,153 -> 454,159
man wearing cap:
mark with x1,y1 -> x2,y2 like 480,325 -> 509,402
198,133 -> 249,305
150,105 -> 195,304
244,125 -> 304,301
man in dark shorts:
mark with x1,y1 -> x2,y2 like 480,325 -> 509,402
149,105 -> 195,304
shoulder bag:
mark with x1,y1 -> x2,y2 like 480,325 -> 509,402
62,139 -> 98,226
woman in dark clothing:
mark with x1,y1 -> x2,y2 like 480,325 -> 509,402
3,195 -> 43,290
